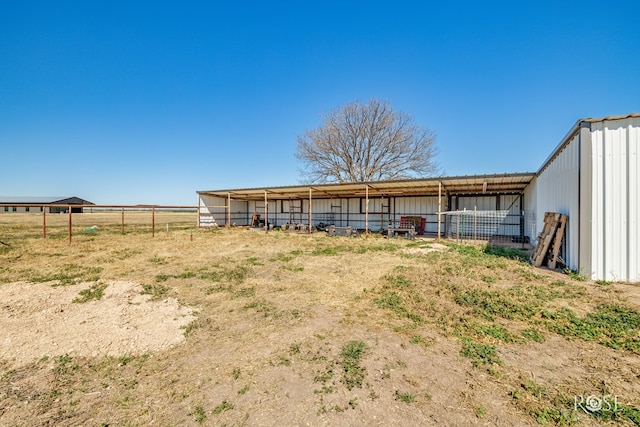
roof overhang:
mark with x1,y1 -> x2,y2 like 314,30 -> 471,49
197,173 -> 535,201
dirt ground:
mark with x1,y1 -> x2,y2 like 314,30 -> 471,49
0,220 -> 639,426
1,280 -> 195,365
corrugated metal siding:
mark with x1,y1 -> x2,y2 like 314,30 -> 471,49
523,178 -> 537,242
394,196 -> 433,214
535,133 -> 581,270
393,196 -> 440,232
589,118 -> 640,281
347,198 -> 365,229
500,195 -> 521,214
456,196 -> 496,211
198,195 -> 232,225
199,195 -> 226,216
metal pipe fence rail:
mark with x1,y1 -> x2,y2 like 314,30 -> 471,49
2,203 -> 528,248
0,204 -> 228,243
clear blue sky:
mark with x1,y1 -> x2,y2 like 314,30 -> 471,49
1,1 -> 639,205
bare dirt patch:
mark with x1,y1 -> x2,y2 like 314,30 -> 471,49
1,280 -> 195,365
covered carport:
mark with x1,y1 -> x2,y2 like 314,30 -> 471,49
197,172 -> 534,239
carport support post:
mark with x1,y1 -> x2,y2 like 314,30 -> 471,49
365,185 -> 369,235
437,182 -> 441,241
42,206 -> 46,239
308,188 -> 313,234
264,191 -> 268,233
227,193 -> 231,228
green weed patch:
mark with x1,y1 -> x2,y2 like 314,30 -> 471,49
460,337 -> 503,367
73,282 -> 108,303
340,340 -> 367,390
31,264 -> 103,286
543,304 -> 640,353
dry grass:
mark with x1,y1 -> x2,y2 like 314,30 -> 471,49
1,213 -> 639,426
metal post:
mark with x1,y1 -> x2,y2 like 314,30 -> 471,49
381,195 -> 384,232
227,193 -> 231,228
365,185 -> 369,235
68,205 -> 72,243
474,205 -> 477,241
42,206 -> 46,239
264,191 -> 268,233
308,188 -> 313,234
152,207 -> 155,237
521,210 -> 525,250
437,182 -> 441,241
456,210 -> 460,242
121,208 -> 125,234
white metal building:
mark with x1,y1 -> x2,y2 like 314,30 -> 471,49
198,113 -> 640,282
198,174 -> 533,238
525,113 -> 639,282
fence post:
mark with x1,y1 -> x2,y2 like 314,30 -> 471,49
152,207 -> 155,237
474,205 -> 477,241
121,208 -> 125,234
68,205 -> 72,243
42,206 -> 46,239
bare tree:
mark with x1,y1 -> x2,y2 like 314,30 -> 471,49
295,99 -> 439,183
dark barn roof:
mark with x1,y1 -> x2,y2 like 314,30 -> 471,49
0,196 -> 94,205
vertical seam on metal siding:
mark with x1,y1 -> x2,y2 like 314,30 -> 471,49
627,122 -> 631,281
579,122 -> 592,278
578,124 -> 582,274
602,127 -> 607,280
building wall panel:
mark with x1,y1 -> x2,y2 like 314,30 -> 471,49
456,196 -> 496,211
523,178 -> 537,241
535,133 -> 581,270
589,118 -> 640,281
393,196 -> 440,233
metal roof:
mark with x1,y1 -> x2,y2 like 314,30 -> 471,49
538,112 -> 640,175
197,172 -> 535,201
0,196 -> 93,205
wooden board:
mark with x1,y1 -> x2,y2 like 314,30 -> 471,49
530,212 -> 568,268
548,214 -> 567,269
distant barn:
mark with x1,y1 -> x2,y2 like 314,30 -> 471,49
0,197 -> 94,214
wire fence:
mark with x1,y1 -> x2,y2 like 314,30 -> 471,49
443,209 -> 526,245
1,203 -> 532,249
0,204 -> 202,242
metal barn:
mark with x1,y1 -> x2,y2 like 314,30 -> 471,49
525,113 -> 640,282
197,113 -> 640,282
197,173 -> 534,242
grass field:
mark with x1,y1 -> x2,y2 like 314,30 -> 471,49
1,213 -> 639,426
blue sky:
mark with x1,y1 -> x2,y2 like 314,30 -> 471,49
1,1 -> 639,205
